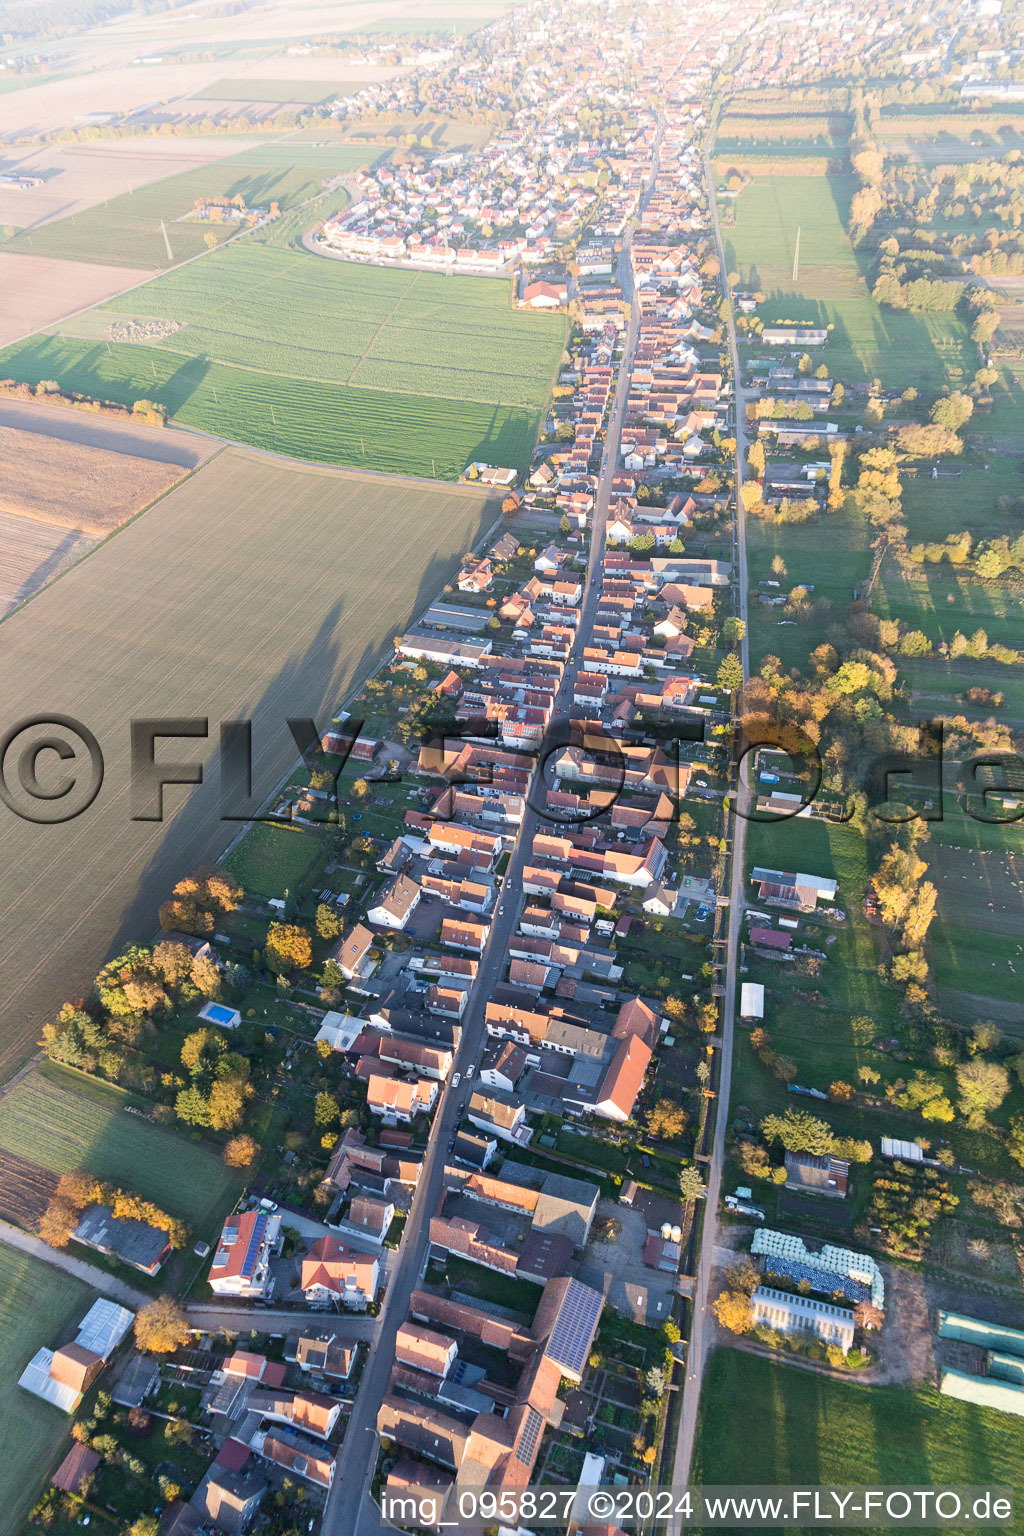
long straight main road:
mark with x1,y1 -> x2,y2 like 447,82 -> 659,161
669,153 -> 753,1505
320,125 -> 663,1536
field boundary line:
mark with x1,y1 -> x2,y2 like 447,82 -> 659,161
343,265 -> 420,385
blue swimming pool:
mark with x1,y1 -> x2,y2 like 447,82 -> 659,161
203,1003 -> 236,1025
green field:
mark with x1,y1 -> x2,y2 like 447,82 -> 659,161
224,822 -> 325,900
0,449 -> 493,1082
0,334 -> 538,477
0,1247 -> 91,1536
0,245 -> 564,475
0,146 -> 374,270
722,172 -> 976,387
0,1062 -> 238,1228
695,1351 -> 1024,1532
60,244 -> 565,407
189,77 -> 364,104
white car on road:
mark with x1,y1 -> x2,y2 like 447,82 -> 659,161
451,1072 -> 461,1088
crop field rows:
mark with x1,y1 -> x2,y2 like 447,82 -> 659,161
189,78 -> 366,104
0,243 -> 563,475
0,1064 -> 238,1226
0,450 -> 494,1079
65,244 -> 566,406
0,1147 -> 59,1226
0,334 -> 539,477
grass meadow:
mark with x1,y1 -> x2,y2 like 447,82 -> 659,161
719,171 -> 975,388
223,822 -> 325,900
694,1351 -> 1024,1524
0,1061 -> 239,1227
0,1247 -> 91,1536
0,246 -> 564,475
0,449 -> 494,1081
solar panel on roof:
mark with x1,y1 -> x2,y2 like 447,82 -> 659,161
241,1211 -> 268,1277
515,1408 -> 544,1465
546,1280 -> 602,1376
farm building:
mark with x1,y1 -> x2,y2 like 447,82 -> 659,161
751,1286 -> 855,1350
72,1203 -> 171,1275
19,1299 -> 135,1413
51,1445 -> 101,1496
938,1314 -> 1024,1417
783,1150 -> 849,1199
752,1229 -> 884,1310
739,982 -> 764,1019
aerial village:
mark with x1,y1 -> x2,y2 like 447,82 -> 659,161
17,0 -> 1024,1532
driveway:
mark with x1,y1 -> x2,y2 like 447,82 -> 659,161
579,1201 -> 676,1326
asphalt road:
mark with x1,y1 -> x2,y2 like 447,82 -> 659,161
319,130 -> 663,1536
668,155 -> 753,1510
185,1304 -> 378,1337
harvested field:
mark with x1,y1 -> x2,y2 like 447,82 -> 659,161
0,396 -> 212,466
0,510 -> 93,618
0,424 -> 186,535
0,137 -> 263,231
0,448 -> 495,1081
0,59 -> 272,140
0,1147 -> 58,1227
0,252 -> 144,346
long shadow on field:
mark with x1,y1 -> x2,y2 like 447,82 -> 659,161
8,529 -> 84,611
100,513 -> 492,975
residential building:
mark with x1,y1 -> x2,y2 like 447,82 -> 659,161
209,1210 -> 282,1299
301,1236 -> 380,1309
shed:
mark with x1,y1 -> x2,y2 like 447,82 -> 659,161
740,982 -> 764,1019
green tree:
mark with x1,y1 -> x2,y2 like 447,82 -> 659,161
955,1060 -> 1010,1128
717,653 -> 743,692
678,1165 -> 706,1203
265,922 -> 312,975
314,1092 -> 341,1127
761,1109 -> 835,1156
175,1085 -> 210,1127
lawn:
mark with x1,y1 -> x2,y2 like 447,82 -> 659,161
224,822 -> 325,901
723,172 -> 976,388
694,1350 -> 1024,1530
0,145 -> 374,270
0,1062 -> 239,1229
0,448 -> 493,1081
0,1247 -> 92,1536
